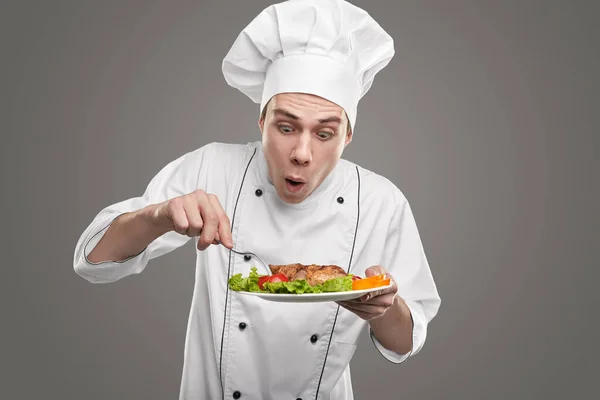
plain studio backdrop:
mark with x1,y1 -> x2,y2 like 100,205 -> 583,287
1,0 -> 598,399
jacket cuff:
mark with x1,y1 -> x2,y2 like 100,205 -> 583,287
369,299 -> 426,364
74,213 -> 147,283
82,213 -> 144,265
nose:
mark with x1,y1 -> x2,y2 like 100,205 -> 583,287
291,134 -> 312,165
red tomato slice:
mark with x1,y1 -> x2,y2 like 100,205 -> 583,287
258,276 -> 271,290
267,273 -> 289,284
258,274 -> 290,290
258,273 -> 289,290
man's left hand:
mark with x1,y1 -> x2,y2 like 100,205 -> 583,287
337,265 -> 398,320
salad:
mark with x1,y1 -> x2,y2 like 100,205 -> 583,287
228,267 -> 391,294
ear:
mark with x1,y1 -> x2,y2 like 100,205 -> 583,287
258,114 -> 264,133
345,128 -> 353,146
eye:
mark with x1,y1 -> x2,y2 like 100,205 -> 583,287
278,125 -> 293,134
317,131 -> 333,140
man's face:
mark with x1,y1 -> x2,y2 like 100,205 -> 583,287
258,92 -> 353,204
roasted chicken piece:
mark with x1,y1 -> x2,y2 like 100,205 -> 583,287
269,263 -> 304,279
269,263 -> 347,286
305,264 -> 347,286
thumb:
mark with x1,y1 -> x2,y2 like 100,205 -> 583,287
365,265 -> 386,277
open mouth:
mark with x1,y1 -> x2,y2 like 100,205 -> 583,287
285,178 -> 306,193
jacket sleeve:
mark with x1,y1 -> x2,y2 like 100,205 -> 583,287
370,193 -> 441,364
73,143 -> 216,284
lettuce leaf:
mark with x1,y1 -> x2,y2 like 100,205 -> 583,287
318,275 -> 353,292
227,273 -> 248,292
227,267 -> 354,294
263,279 -> 323,294
228,267 -> 261,292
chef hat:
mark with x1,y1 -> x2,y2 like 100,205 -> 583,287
221,0 -> 394,131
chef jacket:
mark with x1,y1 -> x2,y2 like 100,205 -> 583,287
73,140 -> 441,400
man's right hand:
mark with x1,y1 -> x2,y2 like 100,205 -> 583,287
86,189 -> 232,264
150,189 -> 233,251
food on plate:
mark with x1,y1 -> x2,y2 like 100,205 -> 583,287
228,263 -> 390,294
269,263 -> 348,286
258,273 -> 289,290
351,274 -> 391,290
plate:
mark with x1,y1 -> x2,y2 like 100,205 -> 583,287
234,284 -> 393,303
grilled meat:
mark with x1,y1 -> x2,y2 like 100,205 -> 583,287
269,263 -> 303,278
306,265 -> 347,286
269,263 -> 347,286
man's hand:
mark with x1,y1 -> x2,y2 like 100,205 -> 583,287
337,266 -> 398,320
151,189 -> 233,251
87,189 -> 233,264
338,265 -> 413,354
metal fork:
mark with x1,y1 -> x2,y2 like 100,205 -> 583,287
229,248 -> 272,276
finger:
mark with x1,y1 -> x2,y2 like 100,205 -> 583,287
362,293 -> 396,308
182,195 -> 204,236
167,199 -> 190,235
208,194 -> 233,249
345,291 -> 391,306
338,302 -> 383,320
365,265 -> 386,277
345,283 -> 396,305
196,192 -> 218,250
365,284 -> 397,300
211,230 -> 223,245
341,301 -> 386,316
212,230 -> 221,245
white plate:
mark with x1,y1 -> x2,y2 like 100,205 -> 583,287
234,284 -> 393,303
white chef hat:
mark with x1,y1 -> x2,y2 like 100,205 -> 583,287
221,0 -> 394,131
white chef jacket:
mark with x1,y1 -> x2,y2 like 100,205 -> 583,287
73,141 -> 441,400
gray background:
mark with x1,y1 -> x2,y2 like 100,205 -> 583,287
2,0 -> 598,399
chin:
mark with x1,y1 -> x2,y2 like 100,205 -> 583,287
279,192 -> 305,204
276,185 -> 309,204
283,197 -> 304,204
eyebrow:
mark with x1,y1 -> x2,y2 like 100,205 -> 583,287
272,108 -> 343,124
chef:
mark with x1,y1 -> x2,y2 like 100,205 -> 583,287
73,0 -> 441,399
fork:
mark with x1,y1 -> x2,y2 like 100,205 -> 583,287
229,248 -> 272,276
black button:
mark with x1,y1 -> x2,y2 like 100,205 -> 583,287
239,322 -> 247,330
255,189 -> 263,197
310,334 -> 318,343
233,391 -> 241,399
337,196 -> 344,204
297,398 -> 303,400
244,255 -> 251,261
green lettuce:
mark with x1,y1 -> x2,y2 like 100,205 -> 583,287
262,279 -> 322,294
318,275 -> 353,292
228,267 -> 261,292
228,267 -> 353,294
